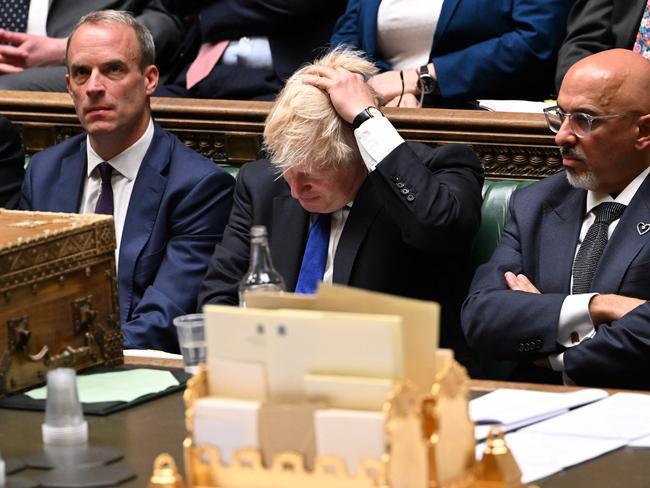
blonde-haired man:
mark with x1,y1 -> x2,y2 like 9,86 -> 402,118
199,49 -> 483,370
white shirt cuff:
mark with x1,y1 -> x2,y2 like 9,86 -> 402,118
354,116 -> 405,172
557,293 -> 598,347
548,352 -> 576,386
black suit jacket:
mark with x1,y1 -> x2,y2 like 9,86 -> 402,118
0,116 -> 24,209
555,0 -> 645,89
157,0 -> 346,100
462,171 -> 650,389
199,142 -> 484,369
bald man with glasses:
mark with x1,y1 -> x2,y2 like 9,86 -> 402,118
462,49 -> 650,390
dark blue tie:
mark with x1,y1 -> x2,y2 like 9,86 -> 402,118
295,213 -> 331,294
0,0 -> 30,32
94,162 -> 114,215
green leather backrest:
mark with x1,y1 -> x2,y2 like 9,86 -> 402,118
471,179 -> 533,270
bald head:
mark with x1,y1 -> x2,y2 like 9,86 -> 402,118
555,49 -> 650,195
562,49 -> 650,114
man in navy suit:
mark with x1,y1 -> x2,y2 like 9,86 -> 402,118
462,49 -> 650,389
20,11 -> 235,352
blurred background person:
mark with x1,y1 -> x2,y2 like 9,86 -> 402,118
155,0 -> 346,100
555,0 -> 646,90
331,0 -> 575,108
0,0 -> 184,91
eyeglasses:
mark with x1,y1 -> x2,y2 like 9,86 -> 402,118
543,105 -> 639,137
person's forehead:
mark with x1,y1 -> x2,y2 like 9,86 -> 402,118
68,23 -> 138,60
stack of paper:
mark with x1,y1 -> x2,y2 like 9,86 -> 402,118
470,388 -> 607,440
476,392 -> 650,483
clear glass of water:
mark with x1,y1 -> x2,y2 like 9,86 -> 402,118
173,313 -> 206,374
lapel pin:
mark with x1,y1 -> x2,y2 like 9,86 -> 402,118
637,222 -> 650,236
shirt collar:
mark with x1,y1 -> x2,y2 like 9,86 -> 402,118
585,166 -> 650,213
86,118 -> 155,180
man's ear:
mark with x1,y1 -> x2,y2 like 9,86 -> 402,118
143,65 -> 159,96
635,114 -> 650,151
65,73 -> 72,96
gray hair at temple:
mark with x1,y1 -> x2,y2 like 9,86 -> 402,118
263,48 -> 379,174
65,10 -> 156,72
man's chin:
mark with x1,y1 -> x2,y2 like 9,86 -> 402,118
566,168 -> 599,191
298,197 -> 327,214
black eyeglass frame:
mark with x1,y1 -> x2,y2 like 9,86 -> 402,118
543,105 -> 640,138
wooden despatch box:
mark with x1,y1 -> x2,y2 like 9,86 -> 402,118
0,209 -> 123,397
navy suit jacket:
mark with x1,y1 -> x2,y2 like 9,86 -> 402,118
331,0 -> 574,104
555,0 -> 646,89
0,115 -> 24,209
462,172 -> 650,389
20,124 -> 235,352
198,142 -> 484,372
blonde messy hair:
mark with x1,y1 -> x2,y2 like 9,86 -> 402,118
263,48 -> 379,173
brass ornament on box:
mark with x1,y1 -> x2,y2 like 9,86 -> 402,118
152,351 -> 535,488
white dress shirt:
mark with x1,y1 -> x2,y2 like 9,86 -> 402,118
78,118 -> 155,270
26,0 -> 48,35
550,166 -> 650,382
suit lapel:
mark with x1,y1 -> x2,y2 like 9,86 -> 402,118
118,125 -> 169,322
271,194 -> 309,291
537,188 -> 585,293
333,177 -> 382,285
52,139 -> 86,212
592,177 -> 650,293
434,0 -> 461,44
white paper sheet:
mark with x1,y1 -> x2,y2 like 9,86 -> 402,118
471,388 -> 607,440
477,99 -> 555,112
629,435 -> 650,448
525,393 -> 650,440
476,431 -> 626,483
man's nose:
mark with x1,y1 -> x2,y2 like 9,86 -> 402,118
289,174 -> 310,198
86,70 -> 105,93
555,116 -> 577,147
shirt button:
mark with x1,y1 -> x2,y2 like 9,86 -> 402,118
570,332 -> 580,344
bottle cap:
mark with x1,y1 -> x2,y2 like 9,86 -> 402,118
41,368 -> 88,446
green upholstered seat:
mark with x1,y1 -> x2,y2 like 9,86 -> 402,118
472,179 -> 533,269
